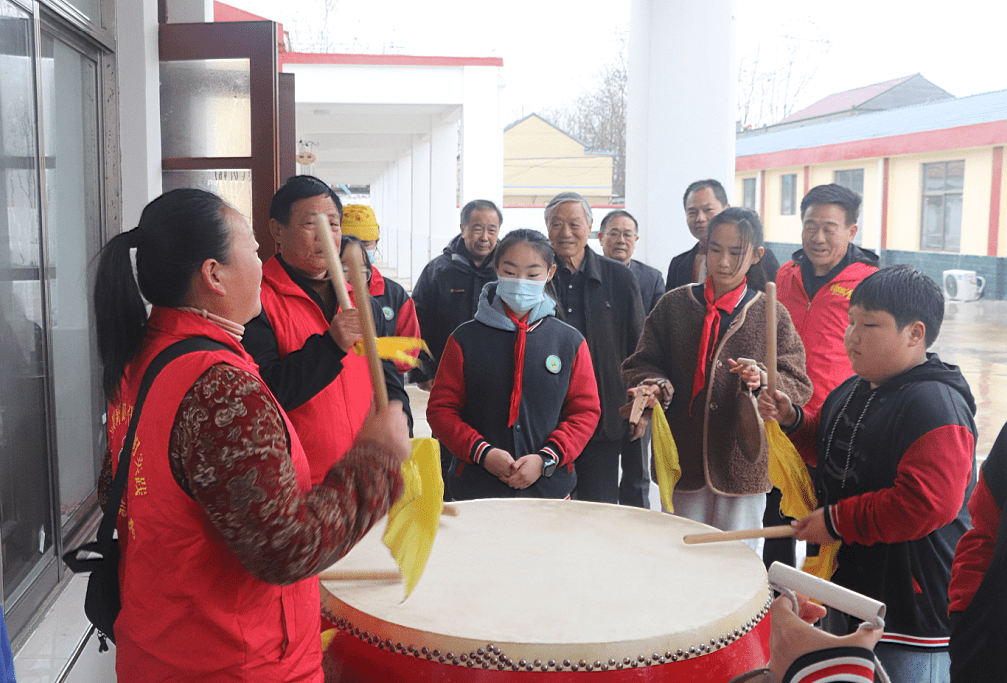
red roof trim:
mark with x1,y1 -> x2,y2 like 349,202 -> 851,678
736,120 -> 1007,171
280,52 -> 503,67
213,1 -> 269,22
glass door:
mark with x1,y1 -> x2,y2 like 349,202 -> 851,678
0,0 -> 56,614
40,27 -> 105,542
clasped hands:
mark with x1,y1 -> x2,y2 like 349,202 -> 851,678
482,448 -> 543,489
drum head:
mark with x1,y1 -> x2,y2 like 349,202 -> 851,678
322,499 -> 770,668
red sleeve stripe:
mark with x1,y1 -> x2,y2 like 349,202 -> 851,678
472,441 -> 491,466
788,661 -> 875,683
540,445 -> 560,465
880,633 -> 949,647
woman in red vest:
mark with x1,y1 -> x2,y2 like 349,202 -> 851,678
93,188 -> 409,681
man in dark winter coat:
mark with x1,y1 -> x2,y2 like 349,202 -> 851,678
409,199 -> 502,390
547,192 -> 645,504
597,209 -> 663,508
410,199 -> 502,491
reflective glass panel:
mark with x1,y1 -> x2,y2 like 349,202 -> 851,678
160,59 -> 252,158
921,196 -> 944,250
162,169 -> 253,226
0,1 -> 55,606
40,32 -> 105,534
944,193 -> 963,252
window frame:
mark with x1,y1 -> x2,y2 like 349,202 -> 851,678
920,160 -> 964,253
780,173 -> 796,215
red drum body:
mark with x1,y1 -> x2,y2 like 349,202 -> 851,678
321,500 -> 771,682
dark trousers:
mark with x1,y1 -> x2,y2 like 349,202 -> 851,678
573,438 -> 621,504
762,486 -> 797,569
618,428 -> 650,508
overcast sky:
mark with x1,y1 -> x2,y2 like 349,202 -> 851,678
229,0 -> 1007,123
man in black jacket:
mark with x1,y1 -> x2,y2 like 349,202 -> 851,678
409,199 -> 502,389
410,199 -> 502,492
547,192 -> 645,503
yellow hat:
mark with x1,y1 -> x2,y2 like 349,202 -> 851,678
341,204 -> 380,241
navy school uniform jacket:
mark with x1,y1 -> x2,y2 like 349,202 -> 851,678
426,282 -> 600,500
806,354 -> 977,647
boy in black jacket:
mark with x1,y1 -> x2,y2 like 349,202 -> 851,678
760,265 -> 976,683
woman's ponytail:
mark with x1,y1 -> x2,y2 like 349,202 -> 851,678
94,228 -> 148,401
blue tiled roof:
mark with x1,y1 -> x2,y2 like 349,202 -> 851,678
736,89 -> 1007,157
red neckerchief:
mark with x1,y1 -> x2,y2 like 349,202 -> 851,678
691,276 -> 747,405
506,307 -> 530,427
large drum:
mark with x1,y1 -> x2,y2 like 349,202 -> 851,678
321,499 -> 771,682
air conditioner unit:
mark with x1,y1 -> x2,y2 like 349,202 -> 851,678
943,270 -> 985,301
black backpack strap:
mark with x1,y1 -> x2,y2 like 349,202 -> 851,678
94,338 -> 230,554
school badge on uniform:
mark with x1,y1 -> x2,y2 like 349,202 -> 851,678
545,355 -> 562,374
382,306 -> 394,321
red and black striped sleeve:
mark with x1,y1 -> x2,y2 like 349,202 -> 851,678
782,647 -> 876,683
827,424 -> 974,546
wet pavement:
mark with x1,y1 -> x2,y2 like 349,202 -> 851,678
931,299 -> 1007,460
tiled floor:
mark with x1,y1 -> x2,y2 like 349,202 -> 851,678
13,575 -> 116,682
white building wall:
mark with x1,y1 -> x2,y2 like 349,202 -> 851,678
460,65 -> 504,209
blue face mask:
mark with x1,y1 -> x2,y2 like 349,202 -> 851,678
496,277 -> 547,314
365,248 -> 377,264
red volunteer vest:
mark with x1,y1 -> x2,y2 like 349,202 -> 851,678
260,257 -> 372,484
110,308 -> 322,682
776,259 -> 878,463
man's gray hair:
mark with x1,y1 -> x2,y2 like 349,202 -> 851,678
544,192 -> 593,226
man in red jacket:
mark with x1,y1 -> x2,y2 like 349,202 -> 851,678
767,184 -> 879,566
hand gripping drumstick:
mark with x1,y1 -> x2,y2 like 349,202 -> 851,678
313,214 -> 388,408
314,215 -> 459,519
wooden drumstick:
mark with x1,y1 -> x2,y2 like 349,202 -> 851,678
314,214 -> 354,313
318,569 -> 401,582
628,390 -> 649,425
683,526 -> 795,545
343,240 -> 390,408
765,282 -> 777,394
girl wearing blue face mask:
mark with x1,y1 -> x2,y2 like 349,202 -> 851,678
427,229 -> 601,500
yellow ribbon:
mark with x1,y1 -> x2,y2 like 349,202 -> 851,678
382,437 -> 443,598
650,408 -> 682,513
765,420 -> 839,581
352,337 -> 428,368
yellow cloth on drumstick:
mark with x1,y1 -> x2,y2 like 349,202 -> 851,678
803,538 -> 840,582
765,420 -> 839,581
352,337 -> 428,368
382,437 -> 443,598
649,408 -> 682,514
766,421 -> 817,520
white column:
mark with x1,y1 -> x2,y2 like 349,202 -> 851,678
117,0 -> 162,228
379,167 -> 397,270
459,66 -> 503,207
626,0 -> 736,270
411,133 -> 432,290
164,0 -> 213,22
395,155 -> 413,281
430,111 -> 460,255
